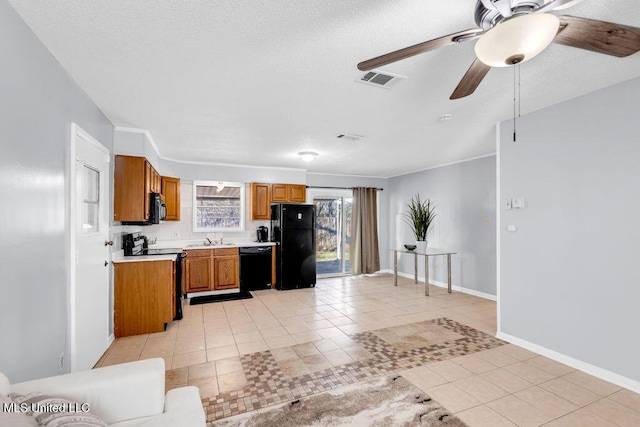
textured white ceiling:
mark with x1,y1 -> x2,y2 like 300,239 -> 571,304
8,0 -> 640,177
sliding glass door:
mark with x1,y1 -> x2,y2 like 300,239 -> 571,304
311,190 -> 352,276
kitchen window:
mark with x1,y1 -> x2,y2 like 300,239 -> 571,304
193,181 -> 245,232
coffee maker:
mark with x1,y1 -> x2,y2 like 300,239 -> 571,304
256,226 -> 268,242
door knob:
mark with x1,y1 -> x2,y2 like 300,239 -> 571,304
104,260 -> 109,266
104,240 -> 114,246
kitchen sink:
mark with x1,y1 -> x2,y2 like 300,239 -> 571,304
186,242 -> 234,248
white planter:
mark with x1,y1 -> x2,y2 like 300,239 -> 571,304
416,240 -> 427,251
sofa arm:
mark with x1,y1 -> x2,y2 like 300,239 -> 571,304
164,387 -> 206,425
10,359 -> 166,425
109,387 -> 206,427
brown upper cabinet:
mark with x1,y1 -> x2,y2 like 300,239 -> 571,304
270,183 -> 288,202
250,182 -> 306,220
115,155 -> 151,222
288,184 -> 306,203
114,155 -> 180,223
161,176 -> 181,221
250,182 -> 271,220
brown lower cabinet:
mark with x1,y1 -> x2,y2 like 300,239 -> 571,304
213,250 -> 239,290
183,248 -> 239,293
184,250 -> 213,293
114,260 -> 174,338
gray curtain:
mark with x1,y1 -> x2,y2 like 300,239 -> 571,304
350,187 -> 380,274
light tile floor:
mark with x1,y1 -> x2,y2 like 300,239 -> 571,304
97,274 -> 640,426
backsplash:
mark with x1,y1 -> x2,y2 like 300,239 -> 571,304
111,181 -> 269,252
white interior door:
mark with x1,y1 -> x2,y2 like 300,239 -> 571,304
71,124 -> 110,372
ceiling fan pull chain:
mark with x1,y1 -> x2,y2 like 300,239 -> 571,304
513,65 -> 517,142
518,63 -> 521,120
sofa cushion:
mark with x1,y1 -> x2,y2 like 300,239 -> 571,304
0,394 -> 37,426
9,392 -> 107,426
0,372 -> 9,397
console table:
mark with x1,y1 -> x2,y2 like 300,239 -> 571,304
392,248 -> 457,296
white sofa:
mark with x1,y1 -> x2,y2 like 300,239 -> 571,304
1,358 -> 206,426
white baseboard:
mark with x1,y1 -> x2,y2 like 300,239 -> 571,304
496,331 -> 640,394
379,269 -> 496,301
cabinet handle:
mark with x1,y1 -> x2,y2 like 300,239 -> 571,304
105,240 -> 114,246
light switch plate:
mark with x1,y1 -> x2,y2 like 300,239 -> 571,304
512,197 -> 525,209
505,198 -> 513,210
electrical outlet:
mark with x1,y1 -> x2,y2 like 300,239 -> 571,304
58,353 -> 64,372
172,232 -> 180,238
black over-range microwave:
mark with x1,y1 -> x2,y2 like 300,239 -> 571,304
120,192 -> 166,225
149,192 -> 167,224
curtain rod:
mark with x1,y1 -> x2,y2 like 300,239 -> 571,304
306,185 -> 383,191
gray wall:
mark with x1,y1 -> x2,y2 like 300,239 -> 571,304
307,173 -> 390,271
0,0 -> 113,382
499,77 -> 640,383
388,156 -> 497,296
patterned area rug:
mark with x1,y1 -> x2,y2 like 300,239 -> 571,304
203,318 -> 504,422
212,374 -> 467,426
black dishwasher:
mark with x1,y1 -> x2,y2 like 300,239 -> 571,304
239,246 -> 272,291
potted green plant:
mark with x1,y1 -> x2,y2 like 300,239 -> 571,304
403,194 -> 436,250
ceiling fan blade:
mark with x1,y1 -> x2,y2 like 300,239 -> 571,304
480,0 -> 512,18
537,0 -> 583,13
554,15 -> 640,57
549,0 -> 584,11
450,58 -> 491,100
357,28 -> 482,71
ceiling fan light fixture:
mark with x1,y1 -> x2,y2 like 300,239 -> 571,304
298,151 -> 318,162
474,13 -> 560,67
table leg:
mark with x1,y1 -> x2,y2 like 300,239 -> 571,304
394,251 -> 398,286
424,255 -> 429,296
414,253 -> 418,284
447,253 -> 452,293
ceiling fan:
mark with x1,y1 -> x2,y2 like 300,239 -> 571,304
357,0 -> 640,99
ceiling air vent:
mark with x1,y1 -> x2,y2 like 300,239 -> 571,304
356,71 -> 406,89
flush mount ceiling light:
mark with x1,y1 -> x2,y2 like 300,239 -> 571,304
298,151 -> 318,162
474,13 -> 560,67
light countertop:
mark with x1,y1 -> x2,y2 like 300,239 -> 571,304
112,240 -> 275,263
112,254 -> 177,263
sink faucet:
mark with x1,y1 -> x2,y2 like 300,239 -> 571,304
205,237 -> 212,245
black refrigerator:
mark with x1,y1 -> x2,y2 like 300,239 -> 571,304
271,203 -> 316,290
